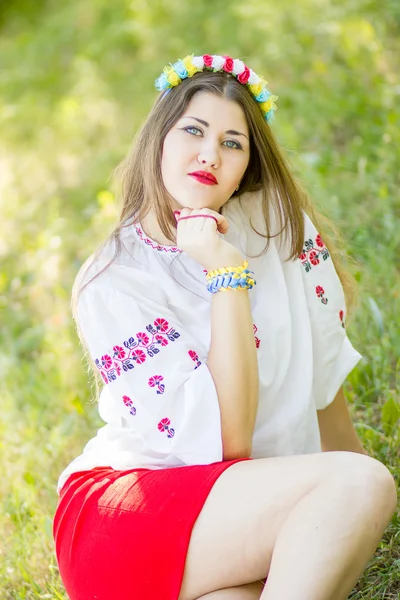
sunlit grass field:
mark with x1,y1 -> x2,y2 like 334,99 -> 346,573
1,0 -> 399,597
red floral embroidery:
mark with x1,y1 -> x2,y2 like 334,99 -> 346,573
136,332 -> 150,345
299,232 -> 330,272
131,348 -> 146,364
339,310 -> 345,329
154,318 -> 170,332
95,317 -> 181,384
158,417 -> 175,438
114,362 -> 122,376
188,349 -> 202,369
155,334 -> 169,347
253,324 -> 261,349
100,355 -> 112,370
113,346 -> 126,359
148,375 -> 165,395
122,395 -> 137,416
316,285 -> 328,305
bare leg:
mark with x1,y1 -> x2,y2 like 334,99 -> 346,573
260,476 -> 397,600
197,581 -> 264,599
178,453 -> 396,600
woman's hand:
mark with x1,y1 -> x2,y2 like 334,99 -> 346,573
174,207 -> 244,272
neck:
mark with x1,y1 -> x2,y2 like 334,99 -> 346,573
140,211 -> 177,247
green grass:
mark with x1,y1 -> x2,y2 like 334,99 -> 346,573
0,0 -> 399,597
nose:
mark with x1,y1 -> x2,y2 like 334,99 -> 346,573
197,146 -> 220,169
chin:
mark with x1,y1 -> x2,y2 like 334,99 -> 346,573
167,188 -> 222,212
173,199 -> 215,211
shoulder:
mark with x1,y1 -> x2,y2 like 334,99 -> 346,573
73,237 -> 166,313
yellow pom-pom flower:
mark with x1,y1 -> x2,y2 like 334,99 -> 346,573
167,71 -> 181,86
182,56 -> 198,77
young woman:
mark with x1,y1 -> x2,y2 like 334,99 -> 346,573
53,54 -> 397,600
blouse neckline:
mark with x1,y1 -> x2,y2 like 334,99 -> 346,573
133,223 -> 182,254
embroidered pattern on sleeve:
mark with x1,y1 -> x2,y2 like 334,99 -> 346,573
253,323 -> 261,348
299,233 -> 330,273
122,395 -> 137,416
188,349 -> 202,369
158,417 -> 175,438
148,375 -> 165,394
95,317 -> 181,384
301,229 -> 346,329
316,285 -> 328,305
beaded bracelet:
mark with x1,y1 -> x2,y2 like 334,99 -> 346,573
205,260 -> 256,294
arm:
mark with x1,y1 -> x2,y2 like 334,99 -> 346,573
317,386 -> 368,455
207,285 -> 259,460
76,277 -> 225,466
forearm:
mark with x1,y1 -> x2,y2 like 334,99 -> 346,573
207,288 -> 259,460
317,388 -> 369,456
320,429 -> 368,455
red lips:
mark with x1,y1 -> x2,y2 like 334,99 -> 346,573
188,170 -> 218,185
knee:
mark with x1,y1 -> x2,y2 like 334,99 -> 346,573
330,451 -> 398,516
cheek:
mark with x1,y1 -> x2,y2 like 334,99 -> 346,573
161,136 -> 182,176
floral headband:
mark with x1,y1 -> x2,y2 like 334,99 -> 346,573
155,54 -> 278,123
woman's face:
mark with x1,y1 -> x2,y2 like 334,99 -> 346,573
161,91 -> 250,212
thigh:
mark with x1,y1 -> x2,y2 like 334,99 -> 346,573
178,451 -> 377,600
195,581 -> 265,599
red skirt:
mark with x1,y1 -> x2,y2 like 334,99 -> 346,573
53,459 -> 252,600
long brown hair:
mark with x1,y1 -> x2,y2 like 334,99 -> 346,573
72,70 -> 359,393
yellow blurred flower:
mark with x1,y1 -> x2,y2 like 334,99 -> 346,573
248,83 -> 263,96
182,55 -> 198,77
167,70 -> 181,86
248,79 -> 269,96
259,99 -> 273,113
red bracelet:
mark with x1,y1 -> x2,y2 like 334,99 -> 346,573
177,214 -> 218,225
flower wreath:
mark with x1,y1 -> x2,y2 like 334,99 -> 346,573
155,54 -> 278,123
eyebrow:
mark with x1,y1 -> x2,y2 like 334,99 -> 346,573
181,116 -> 249,139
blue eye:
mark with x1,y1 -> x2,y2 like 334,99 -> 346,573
184,126 -> 202,136
224,140 -> 242,150
182,126 -> 242,150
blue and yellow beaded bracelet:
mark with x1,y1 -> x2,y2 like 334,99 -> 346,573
205,261 -> 256,294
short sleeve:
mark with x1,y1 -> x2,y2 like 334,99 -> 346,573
76,266 -> 223,465
299,213 -> 362,410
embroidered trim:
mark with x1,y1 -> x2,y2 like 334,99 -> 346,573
95,317 -> 181,384
339,309 -> 345,328
299,233 -> 330,272
133,223 -> 182,254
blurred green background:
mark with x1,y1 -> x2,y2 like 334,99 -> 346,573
0,0 -> 399,597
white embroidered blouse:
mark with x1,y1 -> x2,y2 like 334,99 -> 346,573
57,191 -> 362,493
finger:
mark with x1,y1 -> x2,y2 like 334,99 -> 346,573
177,208 -> 229,234
178,214 -> 219,227
177,211 -> 206,232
